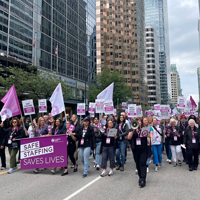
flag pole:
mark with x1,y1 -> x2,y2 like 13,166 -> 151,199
56,44 -> 58,73
20,114 -> 25,128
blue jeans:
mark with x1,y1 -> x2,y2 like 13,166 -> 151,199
95,142 -> 101,165
79,147 -> 91,175
116,141 -> 127,165
152,144 -> 162,165
165,138 -> 172,160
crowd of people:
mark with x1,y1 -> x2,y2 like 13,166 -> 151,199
0,112 -> 200,188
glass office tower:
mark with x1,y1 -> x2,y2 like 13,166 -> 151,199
145,0 -> 171,103
0,0 -> 96,84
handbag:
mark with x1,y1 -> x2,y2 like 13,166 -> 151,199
12,141 -> 18,149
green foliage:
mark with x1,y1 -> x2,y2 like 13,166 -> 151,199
88,67 -> 133,106
0,65 -> 71,107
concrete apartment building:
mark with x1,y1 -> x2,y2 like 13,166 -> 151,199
96,0 -> 148,106
146,26 -> 161,106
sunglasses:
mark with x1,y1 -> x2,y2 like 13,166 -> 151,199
13,121 -> 17,124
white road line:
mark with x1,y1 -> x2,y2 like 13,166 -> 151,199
63,176 -> 102,200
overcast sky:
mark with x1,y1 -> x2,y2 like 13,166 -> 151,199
168,0 -> 200,103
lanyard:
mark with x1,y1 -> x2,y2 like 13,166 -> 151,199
136,129 -> 140,138
54,128 -> 59,135
181,122 -> 185,130
10,129 -> 15,138
192,129 -> 194,138
172,127 -> 177,135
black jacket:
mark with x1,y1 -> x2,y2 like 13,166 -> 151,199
92,124 -> 102,143
166,126 -> 181,145
183,126 -> 200,149
116,123 -> 129,144
179,121 -> 188,143
62,128 -> 76,147
76,124 -> 95,150
0,127 -> 8,146
52,125 -> 65,135
2,126 -> 25,147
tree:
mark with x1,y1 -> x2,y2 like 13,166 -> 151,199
0,65 -> 71,111
88,67 -> 133,106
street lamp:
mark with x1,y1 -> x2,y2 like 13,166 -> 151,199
85,71 -> 95,106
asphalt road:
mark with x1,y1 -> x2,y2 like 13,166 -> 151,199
1,148 -> 200,200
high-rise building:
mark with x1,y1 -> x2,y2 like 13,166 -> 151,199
96,0 -> 148,106
145,26 -> 161,106
0,0 -> 96,112
197,67 -> 200,102
171,64 -> 182,105
145,0 -> 171,103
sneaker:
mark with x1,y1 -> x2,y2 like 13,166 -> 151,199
100,170 -> 107,177
146,167 -> 149,173
155,166 -> 158,172
135,169 -> 138,175
33,169 -> 40,174
96,165 -> 100,171
13,167 -> 18,171
7,168 -> 14,174
158,163 -> 162,168
116,164 -> 121,170
166,159 -> 169,162
169,160 -> 172,164
108,170 -> 114,176
1,167 -> 6,170
120,165 -> 124,171
94,164 -> 97,168
82,174 -> 88,178
178,160 -> 182,166
173,163 -> 177,167
189,168 -> 193,171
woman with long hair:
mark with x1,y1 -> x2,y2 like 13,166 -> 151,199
61,120 -> 78,176
128,117 -> 148,188
1,118 -> 25,174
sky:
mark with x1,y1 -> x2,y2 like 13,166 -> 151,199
168,0 -> 200,104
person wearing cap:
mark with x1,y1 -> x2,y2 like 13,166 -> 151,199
179,114 -> 188,163
183,119 -> 200,171
166,118 -> 182,167
77,117 -> 95,178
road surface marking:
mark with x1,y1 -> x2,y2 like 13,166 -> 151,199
63,176 -> 102,200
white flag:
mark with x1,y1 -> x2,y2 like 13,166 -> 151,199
49,83 -> 65,116
97,83 -> 114,101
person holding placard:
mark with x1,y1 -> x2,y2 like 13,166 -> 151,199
150,118 -> 163,172
1,118 -> 25,174
183,119 -> 200,171
128,117 -> 148,188
166,119 -> 182,167
93,117 -> 102,170
100,120 -> 118,177
116,115 -> 129,171
77,117 -> 95,178
61,121 -> 78,176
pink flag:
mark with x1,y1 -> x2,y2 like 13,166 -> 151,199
1,85 -> 21,119
190,95 -> 197,111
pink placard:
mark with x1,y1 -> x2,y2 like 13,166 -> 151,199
24,107 -> 34,114
68,124 -> 75,132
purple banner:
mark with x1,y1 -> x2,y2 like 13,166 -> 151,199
20,135 -> 67,170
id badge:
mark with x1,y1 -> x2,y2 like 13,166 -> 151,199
67,141 -> 69,146
192,138 -> 196,143
136,138 -> 141,145
174,136 -> 177,141
106,138 -> 111,144
80,139 -> 84,145
8,139 -> 11,144
182,131 -> 185,135
119,136 -> 122,140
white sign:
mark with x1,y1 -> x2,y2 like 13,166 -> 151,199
128,104 -> 136,118
122,102 -> 127,110
104,100 -> 114,115
95,99 -> 104,113
89,102 -> 95,114
22,99 -> 35,116
177,96 -> 186,109
160,105 -> 170,119
187,100 -> 192,110
38,99 -> 47,113
90,112 -> 94,117
154,104 -> 160,111
114,109 -> 117,115
77,103 -> 85,115
184,109 -> 191,117
136,105 -> 143,117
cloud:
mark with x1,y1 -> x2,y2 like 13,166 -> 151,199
168,0 -> 200,101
